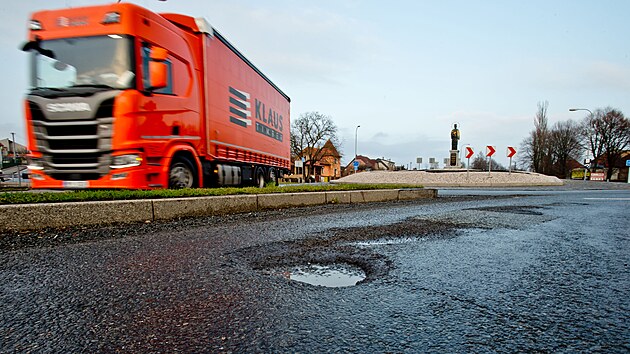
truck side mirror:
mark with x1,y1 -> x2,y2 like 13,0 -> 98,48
21,36 -> 56,59
148,47 -> 168,90
148,61 -> 167,90
150,47 -> 168,61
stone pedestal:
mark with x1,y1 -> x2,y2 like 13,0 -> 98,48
446,150 -> 461,169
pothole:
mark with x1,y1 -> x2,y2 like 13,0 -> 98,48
240,218 -> 464,287
268,263 -> 366,288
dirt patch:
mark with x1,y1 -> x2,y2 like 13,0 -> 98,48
467,205 -> 546,216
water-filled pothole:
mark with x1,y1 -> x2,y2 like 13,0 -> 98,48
272,263 -> 366,287
352,237 -> 423,246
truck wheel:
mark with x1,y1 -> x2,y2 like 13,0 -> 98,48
169,157 -> 195,189
268,168 -> 278,186
256,170 -> 266,188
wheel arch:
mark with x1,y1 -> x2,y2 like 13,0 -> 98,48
164,144 -> 203,188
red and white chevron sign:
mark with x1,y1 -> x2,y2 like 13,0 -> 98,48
507,146 -> 517,158
486,145 -> 496,157
465,146 -> 474,159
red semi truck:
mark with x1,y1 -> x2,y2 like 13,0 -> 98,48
22,3 -> 290,189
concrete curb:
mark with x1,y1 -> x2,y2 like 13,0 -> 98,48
258,192 -> 328,209
0,188 -> 436,232
0,200 -> 153,231
347,190 -> 400,203
153,195 -> 258,220
418,182 -> 564,187
398,189 -> 438,200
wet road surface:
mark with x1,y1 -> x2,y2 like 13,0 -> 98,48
1,188 -> 629,352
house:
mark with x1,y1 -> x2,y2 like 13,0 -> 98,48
315,139 -> 342,182
0,138 -> 29,165
374,158 -> 396,171
342,155 -> 396,176
592,150 -> 630,181
285,139 -> 342,182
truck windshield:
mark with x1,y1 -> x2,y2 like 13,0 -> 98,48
29,35 -> 134,90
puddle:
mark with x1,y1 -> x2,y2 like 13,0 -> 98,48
273,263 -> 366,287
353,237 -> 422,246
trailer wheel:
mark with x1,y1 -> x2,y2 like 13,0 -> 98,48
169,157 -> 195,189
256,169 -> 266,188
268,167 -> 278,186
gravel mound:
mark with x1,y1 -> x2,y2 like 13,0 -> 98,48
333,170 -> 563,187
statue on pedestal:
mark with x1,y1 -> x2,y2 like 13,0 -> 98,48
450,124 -> 460,151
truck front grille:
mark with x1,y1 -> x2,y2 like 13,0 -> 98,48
28,98 -> 115,181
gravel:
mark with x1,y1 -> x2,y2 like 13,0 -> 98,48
334,170 -> 564,187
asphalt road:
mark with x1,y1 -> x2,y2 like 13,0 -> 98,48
1,188 -> 629,352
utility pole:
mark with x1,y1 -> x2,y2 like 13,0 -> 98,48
569,108 -> 594,178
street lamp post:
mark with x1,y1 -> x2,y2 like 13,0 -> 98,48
354,125 -> 360,159
354,125 -> 360,174
569,108 -> 592,115
569,108 -> 593,181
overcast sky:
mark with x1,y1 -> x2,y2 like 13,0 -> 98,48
2,0 -> 629,167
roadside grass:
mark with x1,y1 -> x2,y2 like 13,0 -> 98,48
0,183 -> 424,205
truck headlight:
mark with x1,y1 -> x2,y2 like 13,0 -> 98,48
111,154 -> 142,169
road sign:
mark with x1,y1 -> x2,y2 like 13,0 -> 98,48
465,146 -> 474,159
353,161 -> 359,171
486,145 -> 496,157
626,160 -> 630,167
506,146 -> 516,158
591,172 -> 605,181
506,146 -> 516,174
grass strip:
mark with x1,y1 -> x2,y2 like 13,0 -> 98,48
0,184 -> 424,205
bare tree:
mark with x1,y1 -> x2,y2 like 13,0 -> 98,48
519,134 -> 535,170
290,112 -> 340,180
582,108 -> 630,180
520,101 -> 552,173
470,151 -> 506,171
470,152 -> 487,170
580,110 -> 605,166
549,120 -> 583,179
